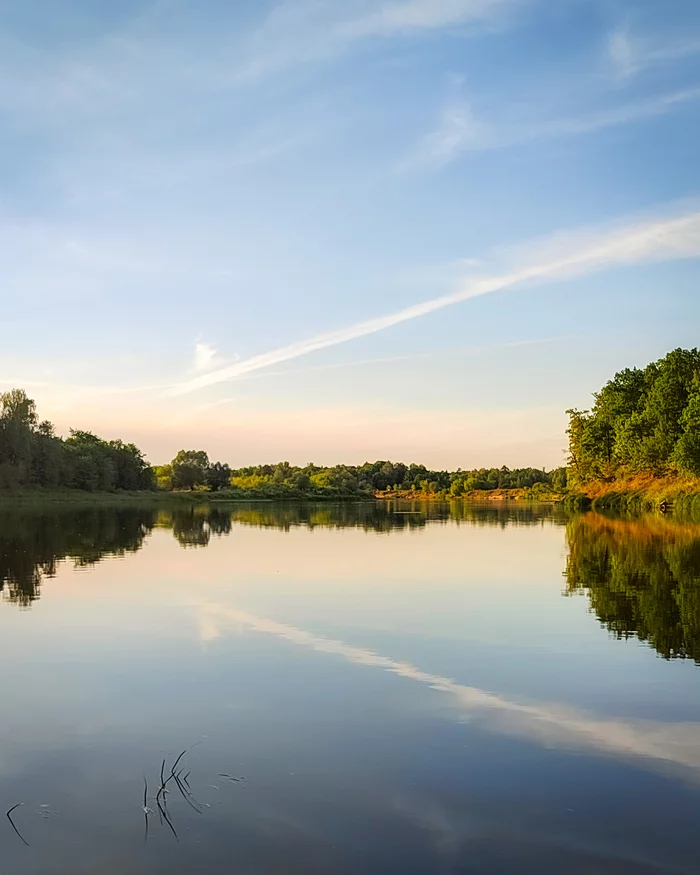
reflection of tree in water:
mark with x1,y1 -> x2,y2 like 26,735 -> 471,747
0,507 -> 157,607
565,513 -> 700,664
158,506 -> 232,547
221,500 -> 568,533
0,500 -> 566,608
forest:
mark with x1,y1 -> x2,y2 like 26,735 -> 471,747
0,390 -> 154,492
567,347 -> 700,484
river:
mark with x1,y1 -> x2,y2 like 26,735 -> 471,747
0,501 -> 698,874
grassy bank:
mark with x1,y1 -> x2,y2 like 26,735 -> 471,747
376,486 -> 564,502
0,488 -> 178,507
0,487 -> 376,506
0,485 -> 568,506
566,472 -> 700,513
9,478 -> 699,511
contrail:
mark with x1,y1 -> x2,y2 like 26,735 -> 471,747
171,208 -> 700,395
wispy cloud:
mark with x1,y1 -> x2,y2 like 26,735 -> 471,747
339,0 -> 519,38
405,84 -> 700,168
605,27 -> 700,81
237,0 -> 523,80
535,85 -> 700,138
170,206 -> 700,395
193,342 -> 219,373
402,99 -> 488,168
606,29 -> 638,80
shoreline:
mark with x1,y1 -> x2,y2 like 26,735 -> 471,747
1,475 -> 698,512
564,473 -> 700,512
0,487 -> 559,505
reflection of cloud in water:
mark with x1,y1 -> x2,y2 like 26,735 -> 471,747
198,603 -> 700,778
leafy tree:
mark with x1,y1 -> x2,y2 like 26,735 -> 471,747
673,376 -> 700,476
206,461 -> 232,491
551,467 -> 568,492
171,449 -> 210,490
153,464 -> 173,491
0,390 -> 154,493
566,348 -> 700,482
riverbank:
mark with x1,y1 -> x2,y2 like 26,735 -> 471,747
567,472 -> 700,512
0,485 -> 566,505
5,477 -> 698,511
376,486 -> 563,502
0,487 -> 376,505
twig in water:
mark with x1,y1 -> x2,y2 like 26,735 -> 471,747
6,803 -> 29,847
173,773 -> 202,815
156,758 -> 170,808
169,749 -> 188,780
149,742 -> 205,838
143,776 -> 151,844
156,798 -> 178,842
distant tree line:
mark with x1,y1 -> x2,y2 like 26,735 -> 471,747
0,389 -> 154,492
567,347 -> 700,484
0,388 -> 570,498
154,453 -> 564,497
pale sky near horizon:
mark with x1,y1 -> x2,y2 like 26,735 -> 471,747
2,0 -> 700,468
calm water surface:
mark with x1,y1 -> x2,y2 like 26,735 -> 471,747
0,501 -> 699,874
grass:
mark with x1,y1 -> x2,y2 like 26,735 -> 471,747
0,485 -> 568,507
567,471 -> 700,513
376,486 -> 564,502
0,486 -> 376,506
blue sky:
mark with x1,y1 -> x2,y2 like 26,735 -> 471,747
2,0 -> 700,467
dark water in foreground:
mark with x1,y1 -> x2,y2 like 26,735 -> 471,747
0,501 -> 699,874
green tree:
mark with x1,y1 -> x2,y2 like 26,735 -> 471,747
154,464 -> 173,490
171,449 -> 210,490
206,461 -> 232,491
673,376 -> 700,476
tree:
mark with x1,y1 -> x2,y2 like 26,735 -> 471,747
450,477 -> 465,496
673,376 -> 700,476
551,467 -> 568,492
171,450 -> 210,490
154,464 -> 174,491
206,461 -> 231,491
0,389 -> 38,481
566,348 -> 700,481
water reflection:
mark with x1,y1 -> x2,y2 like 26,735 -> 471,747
564,513 -> 700,664
0,506 -> 155,606
2,501 -> 699,672
0,501 -> 565,606
199,603 -> 700,779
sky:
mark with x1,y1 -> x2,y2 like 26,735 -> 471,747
1,0 -> 700,468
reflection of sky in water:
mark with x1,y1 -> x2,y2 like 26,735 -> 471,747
0,508 -> 699,874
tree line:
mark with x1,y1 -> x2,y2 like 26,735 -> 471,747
154,453 -> 562,498
0,390 -> 153,491
0,388 -> 565,497
567,347 -> 700,484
